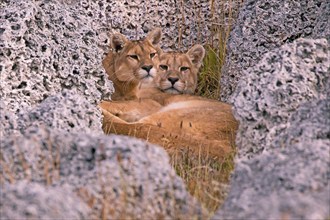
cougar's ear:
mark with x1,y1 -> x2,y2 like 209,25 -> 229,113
186,44 -> 205,68
111,33 -> 128,52
146,28 -> 162,46
156,46 -> 163,55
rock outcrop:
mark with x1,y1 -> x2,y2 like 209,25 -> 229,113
0,91 -> 205,219
212,38 -> 330,219
213,1 -> 330,218
0,181 -> 91,219
232,38 -> 329,158
0,0 -> 113,114
220,0 -> 330,102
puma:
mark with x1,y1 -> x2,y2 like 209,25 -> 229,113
100,44 -> 206,122
102,28 -> 162,101
100,46 -> 238,159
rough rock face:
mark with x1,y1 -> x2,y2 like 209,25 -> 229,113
0,101 -> 17,137
212,39 -> 330,219
1,122 -> 204,219
17,90 -> 103,134
0,181 -> 91,219
273,98 -> 330,149
213,99 -> 330,219
233,38 -> 329,158
0,0 -> 113,114
220,0 -> 330,102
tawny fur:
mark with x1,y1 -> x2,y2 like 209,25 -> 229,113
102,28 -> 162,100
100,44 -> 238,159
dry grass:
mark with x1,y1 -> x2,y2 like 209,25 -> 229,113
196,45 -> 222,99
170,143 -> 236,216
194,0 -> 243,99
171,0 -> 243,215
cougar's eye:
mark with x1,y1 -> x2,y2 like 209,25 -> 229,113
128,55 -> 139,60
159,65 -> 168,71
150,53 -> 156,58
180,66 -> 189,72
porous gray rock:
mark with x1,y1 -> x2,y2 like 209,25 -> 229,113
0,181 -> 91,219
212,38 -> 330,219
0,0 -> 113,114
0,101 -> 18,137
213,98 -> 330,220
273,98 -> 330,149
72,0 -> 241,50
232,38 -> 329,158
0,126 -> 205,219
220,0 -> 330,102
17,90 -> 103,134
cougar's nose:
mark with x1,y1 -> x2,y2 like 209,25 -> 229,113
168,77 -> 179,85
142,65 -> 153,73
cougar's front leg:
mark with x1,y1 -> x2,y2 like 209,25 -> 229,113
99,99 -> 162,122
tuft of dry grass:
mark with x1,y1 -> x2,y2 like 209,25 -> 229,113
172,0 -> 243,215
170,144 -> 236,216
194,0 -> 242,99
195,45 -> 222,99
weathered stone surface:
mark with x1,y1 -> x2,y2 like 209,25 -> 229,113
233,38 -> 329,158
68,0 -> 241,50
272,98 -> 330,149
212,38 -> 330,219
0,0 -> 113,114
220,0 -> 330,102
1,124 -> 205,219
0,181 -> 91,219
17,90 -> 103,134
213,98 -> 330,220
0,101 -> 18,137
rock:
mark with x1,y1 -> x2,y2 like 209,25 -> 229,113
312,1 -> 330,42
17,90 -> 103,134
272,98 -> 330,149
220,0 -> 330,102
232,38 -> 329,158
0,181 -> 91,219
0,125 -> 205,219
212,38 -> 329,219
0,101 -> 18,137
0,0 -> 113,114
213,98 -> 330,219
